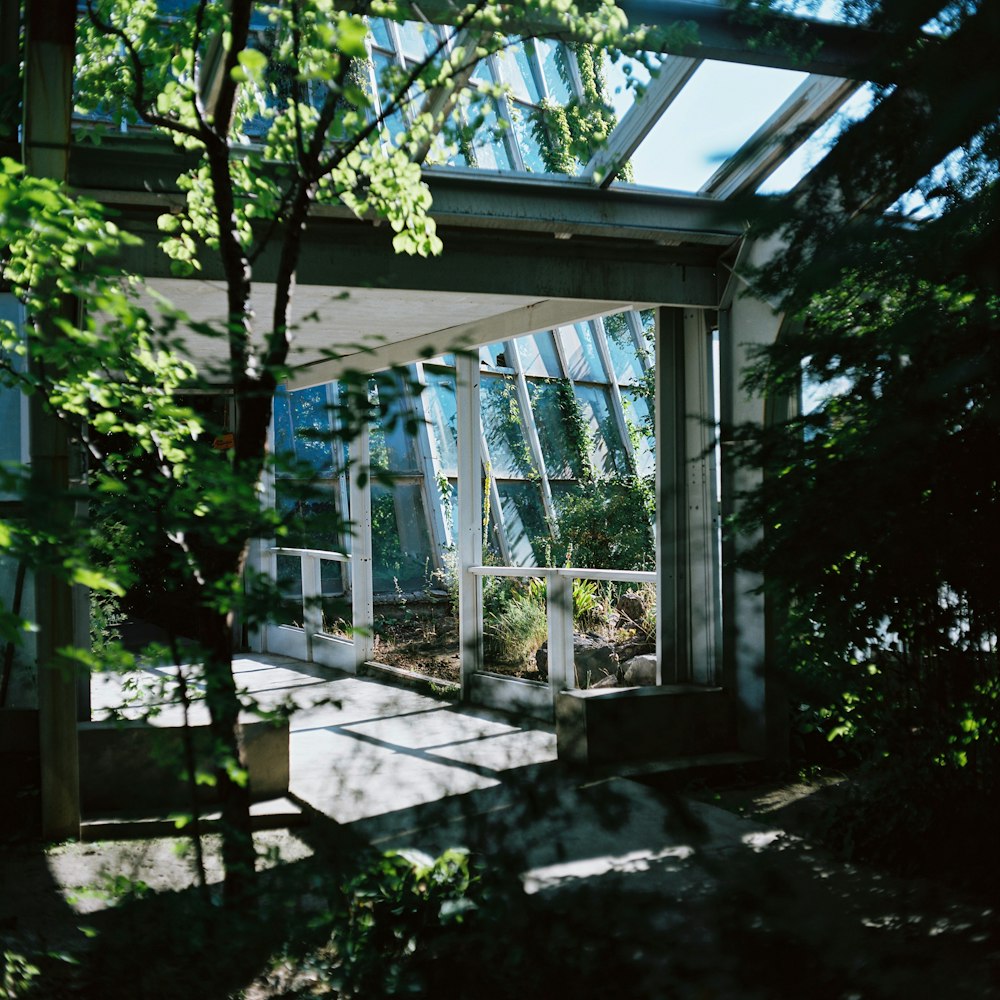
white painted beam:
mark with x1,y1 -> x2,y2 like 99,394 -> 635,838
287,298 -> 638,389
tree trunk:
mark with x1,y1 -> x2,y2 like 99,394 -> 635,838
202,602 -> 255,908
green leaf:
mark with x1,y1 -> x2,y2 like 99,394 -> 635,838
336,15 -> 368,58
70,567 -> 125,596
236,47 -> 268,85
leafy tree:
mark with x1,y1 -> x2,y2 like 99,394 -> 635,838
730,0 -> 1000,872
3,0 -> 643,904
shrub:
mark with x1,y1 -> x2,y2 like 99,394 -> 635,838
485,589 -> 547,666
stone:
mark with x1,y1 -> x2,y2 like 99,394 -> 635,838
536,633 -> 619,688
622,653 -> 657,686
615,591 -> 647,626
573,633 -> 618,688
590,672 -> 619,689
617,641 -> 655,663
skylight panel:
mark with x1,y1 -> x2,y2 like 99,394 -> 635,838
629,61 -> 808,192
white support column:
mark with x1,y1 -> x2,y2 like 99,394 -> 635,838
682,309 -> 721,685
301,555 -> 323,661
547,573 -> 575,693
456,352 -> 483,695
349,421 -> 374,671
719,238 -> 786,757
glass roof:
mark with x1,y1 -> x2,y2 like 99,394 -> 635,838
627,61 -> 809,192
757,84 -> 877,194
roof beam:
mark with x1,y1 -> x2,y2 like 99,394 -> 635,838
404,0 -> 922,82
582,55 -> 700,188
70,138 -> 744,245
700,75 -> 860,200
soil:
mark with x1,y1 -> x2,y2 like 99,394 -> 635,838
369,610 -> 547,684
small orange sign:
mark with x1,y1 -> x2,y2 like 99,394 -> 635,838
212,433 -> 235,451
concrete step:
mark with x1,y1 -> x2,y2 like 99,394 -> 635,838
79,796 -> 307,841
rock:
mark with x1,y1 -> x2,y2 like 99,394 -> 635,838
535,645 -> 548,678
622,653 -> 657,686
574,634 -> 618,688
616,591 -> 646,627
590,671 -> 619,689
535,634 -> 619,687
617,641 -> 655,663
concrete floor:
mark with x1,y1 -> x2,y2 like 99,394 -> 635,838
0,656 -> 1000,1000
88,652 -> 775,881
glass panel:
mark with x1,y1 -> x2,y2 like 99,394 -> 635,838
371,483 -> 434,592
629,61 -> 808,191
550,481 -> 654,572
274,385 -> 336,477
480,343 -> 510,368
758,85 -> 877,195
423,369 -> 458,476
481,374 -> 536,477
527,381 -> 583,479
369,377 -> 420,475
622,388 -> 655,478
510,100 -> 547,172
535,38 -> 571,104
275,553 -> 303,626
496,42 -> 542,103
603,51 -> 653,119
573,384 -> 629,477
275,481 -> 342,550
470,99 -> 513,171
373,51 -> 408,140
601,313 -> 645,384
515,330 -> 562,377
497,481 -> 549,567
639,309 -> 656,351
396,20 -> 437,61
320,558 -> 346,598
369,17 -> 393,51
0,378 -> 21,468
558,323 -> 605,381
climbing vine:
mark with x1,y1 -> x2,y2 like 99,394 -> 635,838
529,43 -> 633,180
553,379 -> 596,482
484,376 -> 537,478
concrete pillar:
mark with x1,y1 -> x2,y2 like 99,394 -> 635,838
718,239 -> 786,758
23,0 -> 81,839
655,307 -> 719,686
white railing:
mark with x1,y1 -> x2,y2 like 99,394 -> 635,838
469,565 -> 656,694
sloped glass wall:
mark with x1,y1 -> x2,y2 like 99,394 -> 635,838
273,308 -> 656,594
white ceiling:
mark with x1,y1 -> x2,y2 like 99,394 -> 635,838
140,278 -> 634,385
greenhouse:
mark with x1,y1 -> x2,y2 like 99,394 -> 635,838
0,0 -> 967,841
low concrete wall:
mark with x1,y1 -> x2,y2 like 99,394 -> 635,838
78,719 -> 289,814
556,684 -> 735,766
0,708 -> 41,836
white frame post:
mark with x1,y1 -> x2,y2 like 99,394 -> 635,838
456,352 -> 483,696
683,308 -> 721,685
349,420 -> 374,670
